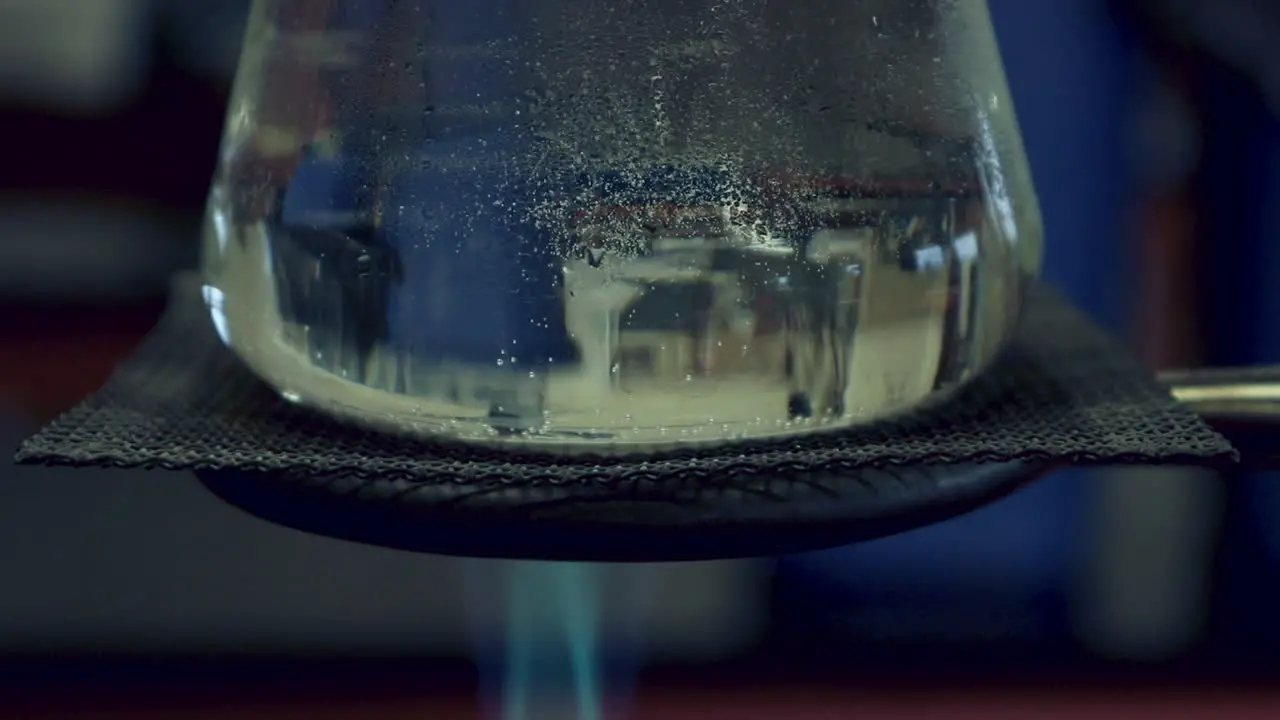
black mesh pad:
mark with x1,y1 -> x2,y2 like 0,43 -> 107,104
12,275 -> 1237,560
16,276 -> 1235,481
190,462 -> 1048,561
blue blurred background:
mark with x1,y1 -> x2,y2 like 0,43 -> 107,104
1,0 -> 1278,717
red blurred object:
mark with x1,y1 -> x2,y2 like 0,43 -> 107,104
0,302 -> 161,423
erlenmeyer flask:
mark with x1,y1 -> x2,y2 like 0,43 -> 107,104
201,0 -> 1043,450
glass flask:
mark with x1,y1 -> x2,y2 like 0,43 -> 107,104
201,0 -> 1043,450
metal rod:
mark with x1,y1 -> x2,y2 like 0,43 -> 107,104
1158,366 -> 1280,422
1158,366 -> 1280,466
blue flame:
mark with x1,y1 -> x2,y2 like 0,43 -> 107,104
500,562 -> 605,720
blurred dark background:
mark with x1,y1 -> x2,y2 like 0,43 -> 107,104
2,0 -> 1279,717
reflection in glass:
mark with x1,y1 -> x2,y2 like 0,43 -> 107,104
202,0 -> 1043,449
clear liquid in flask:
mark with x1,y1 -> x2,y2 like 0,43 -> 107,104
202,0 -> 1041,450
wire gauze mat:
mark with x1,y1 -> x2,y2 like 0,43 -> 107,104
15,276 -> 1236,485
